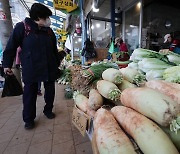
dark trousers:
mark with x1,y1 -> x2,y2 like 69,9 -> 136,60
23,81 -> 55,123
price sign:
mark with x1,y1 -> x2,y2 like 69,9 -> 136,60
53,0 -> 78,13
72,106 -> 88,136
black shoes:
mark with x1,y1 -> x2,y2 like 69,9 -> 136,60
24,121 -> 35,129
44,112 -> 56,119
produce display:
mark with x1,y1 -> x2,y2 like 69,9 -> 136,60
57,48 -> 180,154
83,62 -> 119,84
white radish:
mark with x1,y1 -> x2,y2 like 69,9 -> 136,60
145,80 -> 180,105
118,80 -> 137,91
120,87 -> 180,126
119,67 -> 145,86
102,68 -> 123,84
88,89 -> 103,110
97,80 -> 121,101
73,91 -> 88,113
111,106 -> 179,154
94,108 -> 136,154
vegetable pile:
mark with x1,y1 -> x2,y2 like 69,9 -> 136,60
128,48 -> 180,83
68,58 -> 180,153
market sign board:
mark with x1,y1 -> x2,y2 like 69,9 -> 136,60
56,28 -> 68,35
53,0 -> 78,13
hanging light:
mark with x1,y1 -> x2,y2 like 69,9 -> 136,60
96,23 -> 100,28
137,2 -> 141,9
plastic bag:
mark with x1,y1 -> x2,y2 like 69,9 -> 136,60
108,42 -> 114,54
1,74 -> 23,97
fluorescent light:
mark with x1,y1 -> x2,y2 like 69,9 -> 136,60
130,25 -> 137,28
137,2 -> 141,9
92,3 -> 99,12
91,25 -> 94,29
96,23 -> 100,28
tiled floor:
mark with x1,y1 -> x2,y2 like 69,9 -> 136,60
0,84 -> 93,154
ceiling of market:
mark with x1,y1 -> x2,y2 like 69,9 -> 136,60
10,0 -> 66,30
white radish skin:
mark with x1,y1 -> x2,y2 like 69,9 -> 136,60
94,108 -> 136,154
74,94 -> 88,113
87,108 -> 96,117
111,106 -> 179,154
146,80 -> 180,105
118,80 -> 137,91
88,89 -> 103,110
97,80 -> 121,101
102,68 -> 123,84
120,87 -> 180,126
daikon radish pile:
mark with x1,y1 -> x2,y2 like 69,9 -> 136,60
97,80 -> 121,101
111,106 -> 179,154
120,87 -> 180,126
118,80 -> 137,91
88,89 -> 103,110
73,91 -> 88,113
102,68 -> 123,84
119,67 -> 145,86
94,108 -> 136,154
145,80 -> 180,105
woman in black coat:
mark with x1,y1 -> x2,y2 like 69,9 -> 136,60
3,3 -> 62,129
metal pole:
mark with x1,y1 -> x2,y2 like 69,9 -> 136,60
0,0 -> 13,50
80,0 -> 86,64
111,0 -> 115,39
70,35 -> 74,61
139,0 -> 143,48
122,11 -> 125,41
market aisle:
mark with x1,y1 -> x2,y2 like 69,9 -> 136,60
0,84 -> 93,154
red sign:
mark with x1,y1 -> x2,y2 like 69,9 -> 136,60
0,11 -> 6,20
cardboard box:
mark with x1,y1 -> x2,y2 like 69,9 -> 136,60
72,105 -> 92,136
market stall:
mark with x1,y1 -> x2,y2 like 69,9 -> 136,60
57,48 -> 180,154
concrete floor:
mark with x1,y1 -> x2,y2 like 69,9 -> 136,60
0,84 -> 93,154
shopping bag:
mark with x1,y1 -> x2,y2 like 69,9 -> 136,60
108,42 -> 115,54
1,74 -> 23,97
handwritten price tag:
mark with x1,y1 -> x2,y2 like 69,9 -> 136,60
72,106 -> 88,136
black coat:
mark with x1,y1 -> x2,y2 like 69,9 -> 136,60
3,18 -> 60,83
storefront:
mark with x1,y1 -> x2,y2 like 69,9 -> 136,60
82,0 -> 180,55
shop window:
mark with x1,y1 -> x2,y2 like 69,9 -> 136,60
143,1 -> 180,51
